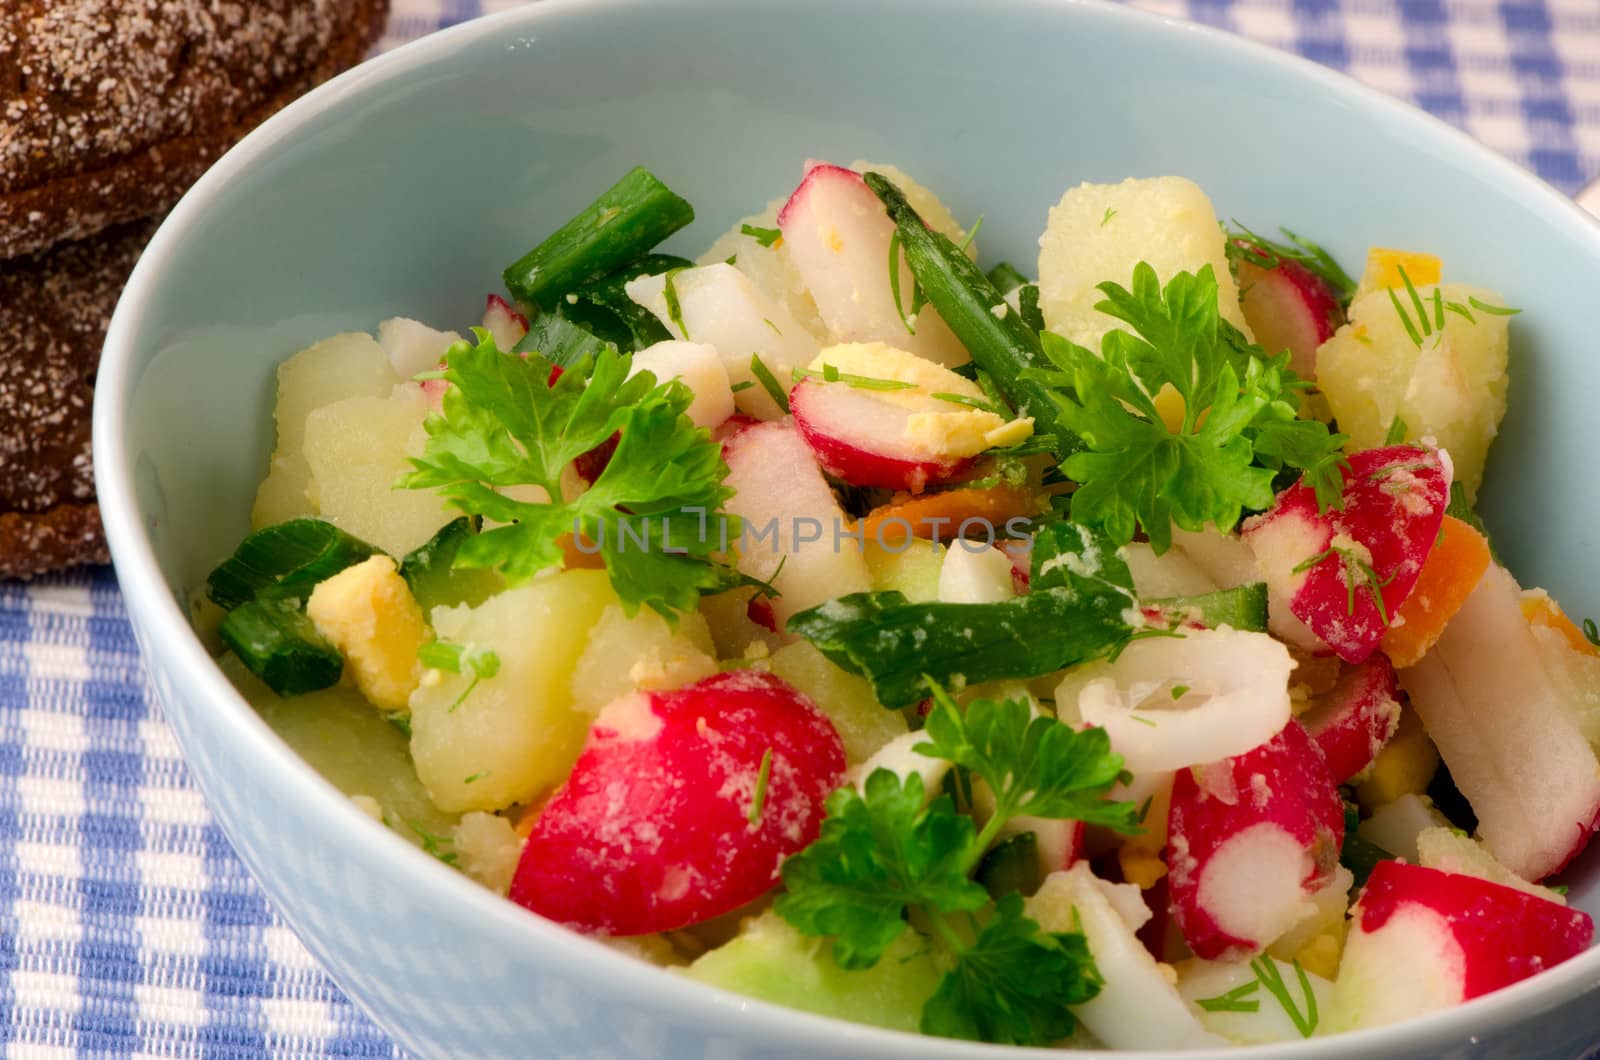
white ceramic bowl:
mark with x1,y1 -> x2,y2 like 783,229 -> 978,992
95,0 -> 1600,1056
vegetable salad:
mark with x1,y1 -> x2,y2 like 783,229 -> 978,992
208,159 -> 1600,1048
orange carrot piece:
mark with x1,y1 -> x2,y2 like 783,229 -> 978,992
1520,590 -> 1600,659
1380,514 -> 1491,667
854,484 -> 1042,548
559,532 -> 606,570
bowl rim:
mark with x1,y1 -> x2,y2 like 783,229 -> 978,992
92,0 -> 1600,1055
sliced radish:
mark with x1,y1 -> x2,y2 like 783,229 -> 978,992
1055,628 -> 1294,775
625,263 -> 820,419
1329,861 -> 1592,1031
1027,865 -> 1225,1050
510,670 -> 846,935
789,341 -> 1030,492
777,162 -> 969,367
1357,793 -> 1450,864
1166,719 -> 1344,959
1400,563 -> 1600,880
482,293 -> 530,351
376,316 -> 461,378
629,339 -> 735,430
1173,524 -> 1321,649
721,421 -> 871,629
1242,444 -> 1451,663
1234,243 -> 1345,380
1297,653 -> 1403,783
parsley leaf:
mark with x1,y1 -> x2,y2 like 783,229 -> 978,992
918,689 -> 1138,833
775,770 -> 988,969
402,328 -> 741,618
777,681 -> 1134,1044
921,894 -> 1101,1044
1037,263 -> 1346,551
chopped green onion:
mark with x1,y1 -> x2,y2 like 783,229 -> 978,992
514,308 -> 619,367
1468,296 -> 1521,316
563,253 -> 692,351
749,354 -> 790,413
405,819 -> 459,865
956,215 -> 984,255
1100,207 -> 1118,228
792,364 -> 917,391
985,262 -> 1029,295
730,380 -> 755,393
748,748 -> 774,825
662,267 -> 690,339
1250,958 -> 1318,1038
218,597 -> 343,697
865,172 -> 1075,454
206,518 -> 378,611
399,517 -> 501,612
502,166 -> 694,310
1195,980 -> 1261,1014
1384,415 -> 1408,445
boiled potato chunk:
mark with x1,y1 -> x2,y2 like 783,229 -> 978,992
569,603 -> 718,716
221,653 -> 457,844
1316,282 -> 1509,498
302,384 -> 457,556
253,332 -> 399,528
1037,176 -> 1252,351
410,570 -> 617,813
768,641 -> 907,764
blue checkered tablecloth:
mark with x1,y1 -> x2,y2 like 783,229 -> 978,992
9,0 -> 1597,1055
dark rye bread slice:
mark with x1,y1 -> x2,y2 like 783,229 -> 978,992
0,0 -> 390,260
0,217 -> 160,577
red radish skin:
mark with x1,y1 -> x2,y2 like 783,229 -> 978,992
483,292 -> 531,351
1166,720 -> 1344,959
1331,860 -> 1593,1030
1298,654 -> 1403,783
510,671 -> 846,936
1233,244 -> 1344,380
998,538 -> 1032,594
746,595 -> 778,633
790,381 -> 974,492
1242,445 -> 1451,664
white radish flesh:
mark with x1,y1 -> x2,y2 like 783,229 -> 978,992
1055,628 -> 1294,774
777,162 -> 969,367
626,264 -> 819,419
721,422 -> 871,628
1399,564 -> 1600,880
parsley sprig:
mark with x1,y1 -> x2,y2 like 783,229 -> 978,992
776,689 -> 1136,1044
402,329 -> 741,618
1035,263 -> 1347,552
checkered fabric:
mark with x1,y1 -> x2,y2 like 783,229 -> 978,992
5,0 -> 1596,1056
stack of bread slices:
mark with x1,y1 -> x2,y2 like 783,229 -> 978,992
0,0 -> 389,577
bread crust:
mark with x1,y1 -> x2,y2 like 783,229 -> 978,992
0,216 -> 160,577
0,0 -> 391,258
